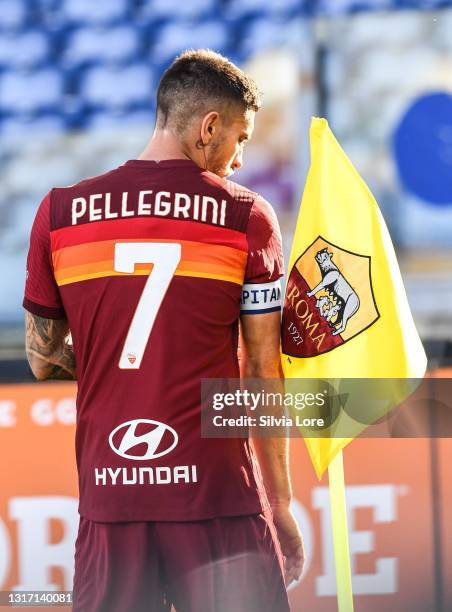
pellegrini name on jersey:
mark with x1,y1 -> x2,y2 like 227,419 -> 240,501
71,190 -> 228,226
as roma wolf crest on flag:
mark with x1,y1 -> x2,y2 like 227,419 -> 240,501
282,236 -> 379,357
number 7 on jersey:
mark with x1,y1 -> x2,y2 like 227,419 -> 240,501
114,242 -> 181,370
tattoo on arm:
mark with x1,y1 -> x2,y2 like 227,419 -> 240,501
25,313 -> 76,381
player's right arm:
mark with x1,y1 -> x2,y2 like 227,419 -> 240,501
23,192 -> 76,381
25,312 -> 76,381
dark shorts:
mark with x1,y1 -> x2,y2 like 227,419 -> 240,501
73,512 -> 290,612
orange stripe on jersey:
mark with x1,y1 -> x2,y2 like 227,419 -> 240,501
55,268 -> 244,287
53,239 -> 246,269
53,239 -> 247,287
50,217 -> 248,253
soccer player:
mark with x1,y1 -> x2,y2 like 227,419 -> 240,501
23,50 -> 304,611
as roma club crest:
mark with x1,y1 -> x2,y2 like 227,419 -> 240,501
282,236 -> 379,357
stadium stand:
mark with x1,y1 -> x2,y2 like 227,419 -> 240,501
0,0 -> 301,141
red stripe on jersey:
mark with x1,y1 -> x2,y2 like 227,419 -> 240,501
50,217 -> 248,253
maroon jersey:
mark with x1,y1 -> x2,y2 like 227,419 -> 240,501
23,159 -> 284,522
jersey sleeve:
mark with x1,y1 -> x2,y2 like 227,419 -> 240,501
240,195 -> 284,315
23,191 -> 66,319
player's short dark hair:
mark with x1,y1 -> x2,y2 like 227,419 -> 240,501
156,49 -> 262,132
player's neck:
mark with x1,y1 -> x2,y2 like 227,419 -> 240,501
138,129 -> 192,163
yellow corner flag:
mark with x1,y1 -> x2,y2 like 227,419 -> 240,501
282,117 -> 426,478
282,118 -> 426,612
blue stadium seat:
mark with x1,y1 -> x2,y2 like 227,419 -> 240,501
0,198 -> 38,256
140,0 -> 218,20
239,16 -> 293,56
59,0 -> 129,25
0,69 -> 63,113
34,0 -> 61,9
85,107 -> 155,131
151,20 -> 230,64
0,0 -> 29,30
307,0 -> 395,16
223,0 -> 265,18
80,63 -> 154,110
0,113 -> 66,141
63,25 -> 141,68
224,0 -> 300,19
0,30 -> 50,69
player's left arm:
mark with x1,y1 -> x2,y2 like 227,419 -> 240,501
240,194 -> 304,584
25,311 -> 76,381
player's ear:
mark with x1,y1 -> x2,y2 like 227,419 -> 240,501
200,111 -> 219,146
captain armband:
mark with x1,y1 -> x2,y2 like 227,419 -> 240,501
240,280 -> 282,314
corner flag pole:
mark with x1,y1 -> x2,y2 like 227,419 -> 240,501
328,449 -> 354,612
282,118 -> 426,609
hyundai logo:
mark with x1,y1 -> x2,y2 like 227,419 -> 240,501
109,419 -> 178,460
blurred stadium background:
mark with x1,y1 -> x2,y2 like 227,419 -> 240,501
1,1 -> 452,610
